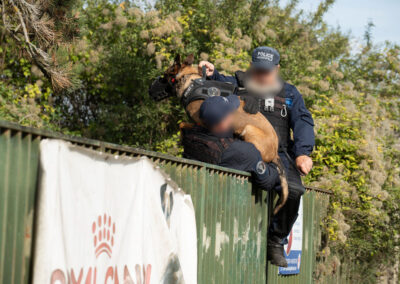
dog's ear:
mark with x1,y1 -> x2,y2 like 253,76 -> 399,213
183,54 -> 194,66
165,54 -> 181,76
174,54 -> 181,67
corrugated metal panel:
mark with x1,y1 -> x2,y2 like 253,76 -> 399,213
0,129 -> 40,284
0,120 -> 332,284
266,190 -> 335,284
155,162 -> 270,284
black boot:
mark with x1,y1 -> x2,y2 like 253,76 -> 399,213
267,239 -> 288,267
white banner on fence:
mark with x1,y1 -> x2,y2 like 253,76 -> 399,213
278,197 -> 303,275
33,139 -> 197,284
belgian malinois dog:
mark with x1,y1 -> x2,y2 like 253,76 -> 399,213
165,54 -> 288,214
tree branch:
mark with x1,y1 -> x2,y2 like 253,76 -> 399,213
3,0 -> 71,91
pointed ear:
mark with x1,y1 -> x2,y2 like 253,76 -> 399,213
165,54 -> 181,76
183,54 -> 194,66
174,54 -> 181,66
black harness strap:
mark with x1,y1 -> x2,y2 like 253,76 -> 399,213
181,67 -> 237,108
202,65 -> 207,79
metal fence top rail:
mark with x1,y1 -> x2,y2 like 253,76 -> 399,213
0,120 -> 332,195
0,120 -> 250,176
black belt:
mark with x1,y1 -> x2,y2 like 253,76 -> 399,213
279,145 -> 305,177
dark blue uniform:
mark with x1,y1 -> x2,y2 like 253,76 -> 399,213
209,69 -> 315,244
181,126 -> 280,191
220,139 -> 280,191
209,69 -> 315,157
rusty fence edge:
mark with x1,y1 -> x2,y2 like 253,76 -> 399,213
0,120 -> 332,195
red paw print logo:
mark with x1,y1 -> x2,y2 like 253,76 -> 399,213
92,214 -> 116,258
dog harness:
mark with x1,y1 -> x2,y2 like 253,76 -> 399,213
181,66 -> 237,108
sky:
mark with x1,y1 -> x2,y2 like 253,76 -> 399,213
284,0 -> 400,44
145,0 -> 400,45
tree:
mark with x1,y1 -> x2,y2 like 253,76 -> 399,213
0,0 -> 399,281
1,0 -> 79,90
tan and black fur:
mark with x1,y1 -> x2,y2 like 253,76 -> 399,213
165,54 -> 288,214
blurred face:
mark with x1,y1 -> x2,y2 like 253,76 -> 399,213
249,65 -> 280,86
211,113 -> 234,134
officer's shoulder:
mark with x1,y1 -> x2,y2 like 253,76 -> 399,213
284,82 -> 302,97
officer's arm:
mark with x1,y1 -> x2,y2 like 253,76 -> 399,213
289,86 -> 315,157
209,69 -> 238,86
251,159 -> 280,191
220,142 -> 280,190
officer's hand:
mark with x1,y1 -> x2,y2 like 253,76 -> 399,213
296,155 -> 313,175
241,96 -> 259,114
198,61 -> 215,77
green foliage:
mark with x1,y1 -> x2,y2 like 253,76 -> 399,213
0,41 -> 57,128
1,0 -> 399,282
299,45 -> 400,282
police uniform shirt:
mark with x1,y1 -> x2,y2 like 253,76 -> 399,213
209,69 -> 315,158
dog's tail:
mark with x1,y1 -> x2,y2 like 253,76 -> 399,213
273,156 -> 289,215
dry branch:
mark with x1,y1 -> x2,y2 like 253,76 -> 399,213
2,0 -> 72,91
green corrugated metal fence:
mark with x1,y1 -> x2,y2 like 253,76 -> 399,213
266,190 -> 330,284
0,120 -> 331,284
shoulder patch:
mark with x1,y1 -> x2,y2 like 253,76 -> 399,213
256,161 -> 267,175
285,98 -> 293,109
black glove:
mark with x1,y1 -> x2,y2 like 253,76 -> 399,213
149,76 -> 173,101
241,96 -> 259,114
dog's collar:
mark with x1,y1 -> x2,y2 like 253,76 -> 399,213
168,74 -> 177,86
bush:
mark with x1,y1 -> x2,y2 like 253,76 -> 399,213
1,0 -> 399,281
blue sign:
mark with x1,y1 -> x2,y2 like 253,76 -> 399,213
278,198 -> 303,275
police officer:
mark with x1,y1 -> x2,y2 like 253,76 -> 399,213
199,46 -> 315,267
182,95 -> 281,192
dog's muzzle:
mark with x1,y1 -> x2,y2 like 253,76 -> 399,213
148,76 -> 175,101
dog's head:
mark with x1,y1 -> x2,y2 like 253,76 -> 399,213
164,54 -> 201,98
